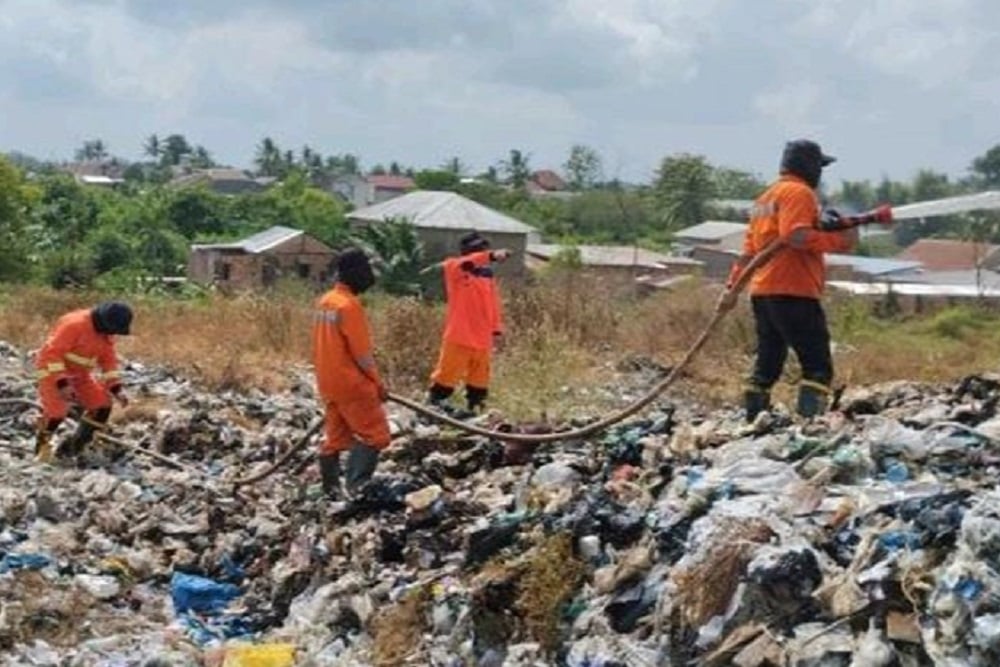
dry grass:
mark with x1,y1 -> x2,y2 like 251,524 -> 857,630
2,277 -> 1000,420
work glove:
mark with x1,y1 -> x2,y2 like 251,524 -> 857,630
56,379 -> 76,404
715,289 -> 738,314
818,208 -> 848,232
111,385 -> 129,409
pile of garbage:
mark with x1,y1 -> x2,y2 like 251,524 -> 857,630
5,338 -> 1000,666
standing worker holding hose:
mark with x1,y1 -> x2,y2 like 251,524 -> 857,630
719,140 -> 889,421
312,248 -> 390,499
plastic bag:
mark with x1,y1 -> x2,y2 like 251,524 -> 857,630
171,572 -> 242,614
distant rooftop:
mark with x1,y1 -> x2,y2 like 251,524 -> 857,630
675,221 -> 747,242
191,225 -> 303,254
527,244 -> 702,269
349,190 -> 536,234
898,238 -> 1000,272
826,254 -> 923,277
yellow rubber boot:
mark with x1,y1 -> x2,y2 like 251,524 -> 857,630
35,428 -> 54,463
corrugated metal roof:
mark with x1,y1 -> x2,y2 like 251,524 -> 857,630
829,280 -> 1000,298
675,221 -> 747,241
191,225 -> 303,253
349,191 -> 537,234
527,244 -> 702,268
826,254 -> 923,276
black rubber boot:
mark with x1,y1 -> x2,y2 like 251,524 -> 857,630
428,383 -> 454,407
318,454 -> 343,499
59,407 -> 111,459
466,386 -> 489,413
345,443 -> 379,495
797,381 -> 830,418
743,385 -> 771,423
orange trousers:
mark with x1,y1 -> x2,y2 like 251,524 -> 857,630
431,341 -> 491,389
320,395 -> 391,455
39,375 -> 111,420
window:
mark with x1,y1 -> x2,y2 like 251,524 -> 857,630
214,262 -> 231,281
297,263 -> 311,279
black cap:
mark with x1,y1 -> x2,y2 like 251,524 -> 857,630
460,231 -> 490,255
780,139 -> 835,188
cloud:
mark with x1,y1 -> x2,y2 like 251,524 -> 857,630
0,0 -> 997,182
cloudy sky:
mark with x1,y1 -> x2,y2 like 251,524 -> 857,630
0,0 -> 997,184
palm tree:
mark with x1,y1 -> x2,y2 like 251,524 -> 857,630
144,134 -> 161,160
254,137 -> 283,177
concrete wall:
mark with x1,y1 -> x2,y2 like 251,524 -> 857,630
690,246 -> 738,281
187,234 -> 336,291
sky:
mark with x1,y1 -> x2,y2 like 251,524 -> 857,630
0,0 -> 998,185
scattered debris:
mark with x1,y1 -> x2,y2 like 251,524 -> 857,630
4,339 -> 1000,664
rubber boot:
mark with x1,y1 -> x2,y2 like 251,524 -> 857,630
345,443 -> 379,495
318,454 -> 343,500
428,383 -> 454,407
59,407 -> 110,459
34,418 -> 61,463
797,381 -> 830,418
743,385 -> 771,423
466,386 -> 489,414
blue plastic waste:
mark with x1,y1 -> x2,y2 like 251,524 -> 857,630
878,532 -> 922,552
954,576 -> 985,601
170,572 -> 242,614
884,460 -> 910,483
0,553 -> 52,573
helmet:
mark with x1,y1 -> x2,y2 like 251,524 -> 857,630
91,301 -> 133,335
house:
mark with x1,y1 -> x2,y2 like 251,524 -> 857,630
76,174 -> 124,188
828,280 -> 1000,314
525,244 -> 703,282
825,255 -> 923,282
689,246 -> 740,281
897,239 -> 1000,272
348,190 -> 536,279
674,221 -> 747,252
331,174 -> 416,209
61,161 -> 125,186
187,225 -> 336,290
526,169 -> 575,200
171,168 -> 272,195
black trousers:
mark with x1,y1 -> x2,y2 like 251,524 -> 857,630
750,296 -> 833,390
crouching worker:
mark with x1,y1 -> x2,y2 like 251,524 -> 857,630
428,232 -> 509,416
312,248 -> 390,499
35,301 -> 132,463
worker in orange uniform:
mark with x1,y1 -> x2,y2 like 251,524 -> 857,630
719,140 -> 859,420
312,248 -> 390,498
34,301 -> 132,462
428,232 -> 510,415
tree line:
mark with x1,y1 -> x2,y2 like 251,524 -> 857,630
1,136 -> 999,289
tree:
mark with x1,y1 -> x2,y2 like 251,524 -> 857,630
971,145 -> 1000,189
836,180 -> 877,211
189,146 -> 214,169
654,154 -> 716,231
0,156 -> 38,281
144,134 -> 161,160
87,228 -> 133,274
501,149 -> 531,188
353,217 -> 425,296
443,157 -> 466,176
326,154 -> 360,176
389,162 -> 402,176
75,139 -> 109,162
370,164 -> 387,175
254,137 -> 284,177
414,169 -> 460,191
712,167 -> 764,199
160,134 -> 193,167
563,144 -> 603,190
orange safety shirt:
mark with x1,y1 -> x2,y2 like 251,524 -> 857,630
742,174 -> 855,299
35,309 -> 122,388
312,283 -> 383,402
441,251 -> 503,351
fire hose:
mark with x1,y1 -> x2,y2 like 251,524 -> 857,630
229,239 -> 787,486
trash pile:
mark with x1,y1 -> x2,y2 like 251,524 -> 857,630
5,336 -> 1000,665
